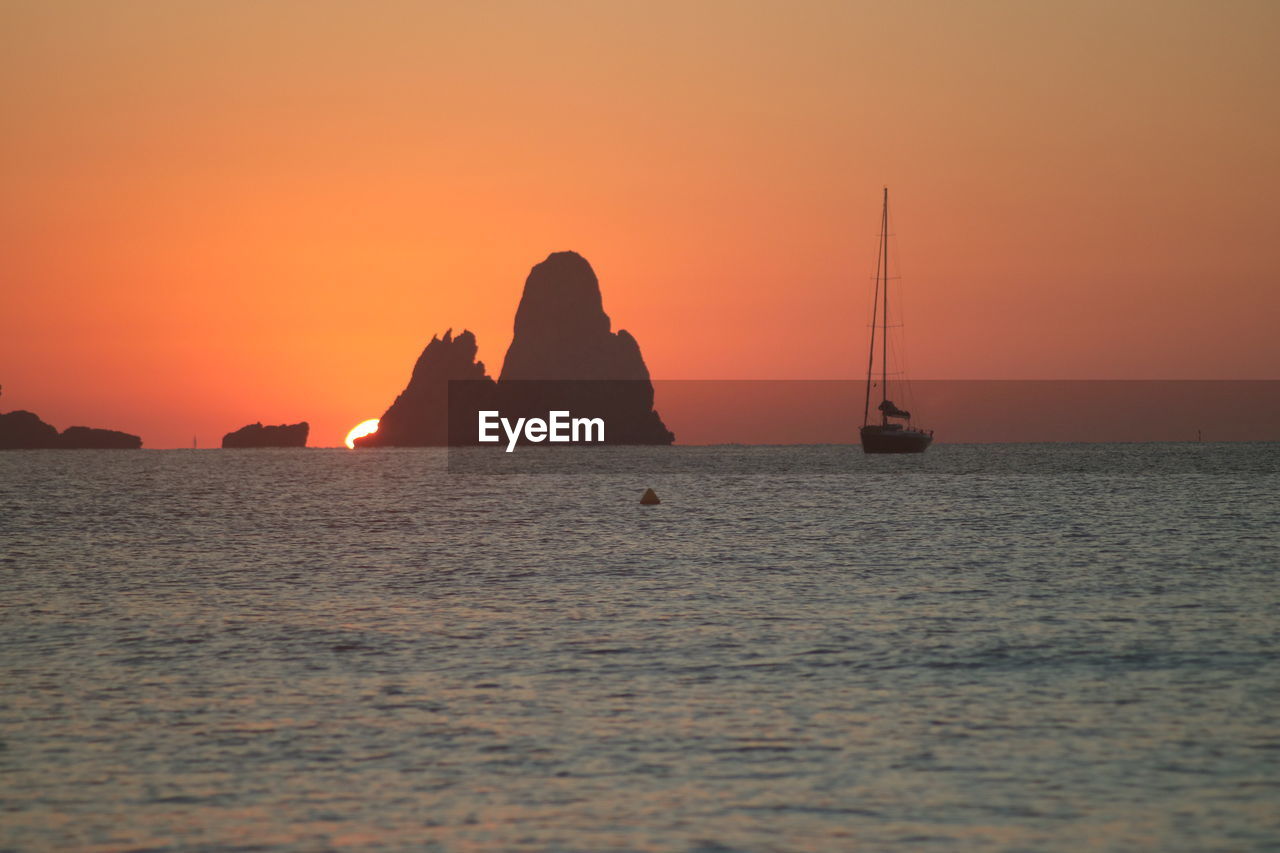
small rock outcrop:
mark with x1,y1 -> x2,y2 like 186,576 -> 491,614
59,426 -> 143,449
0,410 -> 142,449
221,422 -> 309,448
354,329 -> 495,447
0,410 -> 60,449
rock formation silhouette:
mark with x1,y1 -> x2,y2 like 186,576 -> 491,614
221,421 -> 309,448
501,252 -> 643,380
497,251 -> 673,444
354,329 -> 495,447
356,252 -> 672,446
0,410 -> 142,449
59,426 -> 144,449
0,410 -> 60,448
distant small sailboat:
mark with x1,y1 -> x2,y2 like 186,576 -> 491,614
860,187 -> 933,454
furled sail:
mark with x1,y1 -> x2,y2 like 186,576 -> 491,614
878,399 -> 911,419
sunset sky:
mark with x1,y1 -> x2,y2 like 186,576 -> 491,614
3,0 -> 1277,447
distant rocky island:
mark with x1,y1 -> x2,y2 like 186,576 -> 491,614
355,251 -> 673,447
222,422 -> 309,448
0,410 -> 142,449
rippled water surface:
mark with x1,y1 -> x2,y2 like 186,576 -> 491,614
2,445 -> 1278,851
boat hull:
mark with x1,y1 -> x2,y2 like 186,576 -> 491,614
860,425 -> 933,454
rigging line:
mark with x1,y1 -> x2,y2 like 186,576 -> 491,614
881,187 -> 889,421
863,195 -> 884,428
885,202 -> 922,426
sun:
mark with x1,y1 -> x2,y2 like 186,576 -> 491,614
344,419 -> 380,449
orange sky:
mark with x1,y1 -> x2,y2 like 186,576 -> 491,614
3,0 -> 1278,447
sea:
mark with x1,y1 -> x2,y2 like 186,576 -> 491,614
2,444 -> 1278,852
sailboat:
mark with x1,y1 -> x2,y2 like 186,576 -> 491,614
860,187 -> 933,454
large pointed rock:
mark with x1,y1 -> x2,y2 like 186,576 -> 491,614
501,251 -> 650,381
498,252 -> 673,444
357,253 -> 673,447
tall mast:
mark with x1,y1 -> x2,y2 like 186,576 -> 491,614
880,187 -> 889,424
863,191 -> 884,427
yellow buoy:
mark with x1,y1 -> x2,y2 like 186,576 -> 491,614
639,488 -> 660,505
